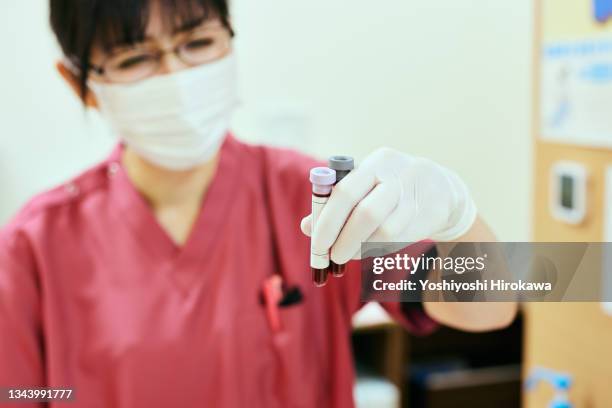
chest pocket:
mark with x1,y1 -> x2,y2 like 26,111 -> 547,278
267,303 -> 329,408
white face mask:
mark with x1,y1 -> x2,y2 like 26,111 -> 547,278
89,53 -> 239,171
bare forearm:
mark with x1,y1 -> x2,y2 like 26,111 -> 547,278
423,217 -> 518,332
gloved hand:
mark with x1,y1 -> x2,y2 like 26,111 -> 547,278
301,148 -> 477,265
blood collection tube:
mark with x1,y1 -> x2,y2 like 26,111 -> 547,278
310,167 -> 337,287
328,156 -> 355,277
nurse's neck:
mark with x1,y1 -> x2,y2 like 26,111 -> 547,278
121,147 -> 219,246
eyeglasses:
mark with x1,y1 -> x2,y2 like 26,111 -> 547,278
89,24 -> 232,84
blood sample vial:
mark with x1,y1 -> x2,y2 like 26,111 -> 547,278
328,156 -> 355,277
309,167 -> 336,287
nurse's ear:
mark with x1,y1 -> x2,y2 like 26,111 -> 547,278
56,61 -> 99,109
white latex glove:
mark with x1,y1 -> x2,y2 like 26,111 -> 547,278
301,148 -> 477,264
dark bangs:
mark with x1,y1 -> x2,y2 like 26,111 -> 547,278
49,0 -> 232,99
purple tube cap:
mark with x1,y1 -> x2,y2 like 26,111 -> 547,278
310,167 -> 336,186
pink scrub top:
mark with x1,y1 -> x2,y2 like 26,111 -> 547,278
0,135 -> 437,408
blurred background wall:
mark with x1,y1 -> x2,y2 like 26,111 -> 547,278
0,0 -> 533,241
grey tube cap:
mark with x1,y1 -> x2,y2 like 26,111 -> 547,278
328,156 -> 355,171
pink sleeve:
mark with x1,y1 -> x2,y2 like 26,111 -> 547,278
0,228 -> 46,407
378,302 -> 438,336
342,260 -> 438,336
377,242 -> 440,335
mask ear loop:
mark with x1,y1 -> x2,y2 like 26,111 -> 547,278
59,57 -> 97,106
61,57 -> 79,74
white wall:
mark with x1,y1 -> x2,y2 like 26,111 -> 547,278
0,0 -> 533,240
0,2 -> 114,225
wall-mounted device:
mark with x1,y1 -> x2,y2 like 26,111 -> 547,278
550,161 -> 588,225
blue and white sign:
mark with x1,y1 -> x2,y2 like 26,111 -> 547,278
541,37 -> 612,147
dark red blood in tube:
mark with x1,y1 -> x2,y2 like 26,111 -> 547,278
329,262 -> 346,278
312,268 -> 329,287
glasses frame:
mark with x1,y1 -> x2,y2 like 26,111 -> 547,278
89,23 -> 233,83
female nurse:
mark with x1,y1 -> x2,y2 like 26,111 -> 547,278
0,0 -> 517,407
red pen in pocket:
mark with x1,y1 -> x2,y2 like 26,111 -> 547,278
262,275 -> 283,332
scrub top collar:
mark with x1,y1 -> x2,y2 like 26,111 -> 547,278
105,134 -> 242,293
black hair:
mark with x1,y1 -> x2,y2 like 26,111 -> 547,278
49,0 -> 232,100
